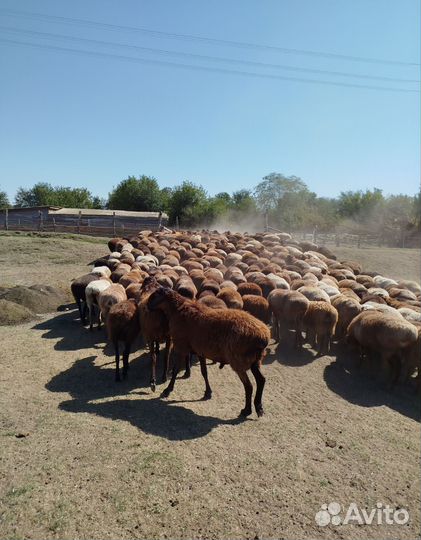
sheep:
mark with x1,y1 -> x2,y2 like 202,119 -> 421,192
346,311 -> 418,386
71,273 -> 102,325
298,285 -> 331,303
90,266 -> 112,279
197,295 -> 227,310
175,276 -> 197,299
237,282 -> 263,297
331,295 -> 362,339
303,301 -> 338,355
107,299 -> 140,381
216,288 -> 244,309
98,284 -> 127,326
268,289 -> 309,348
138,276 -> 172,391
147,287 -> 270,417
242,295 -> 270,324
85,278 -> 112,330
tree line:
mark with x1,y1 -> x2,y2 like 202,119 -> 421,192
0,173 -> 419,235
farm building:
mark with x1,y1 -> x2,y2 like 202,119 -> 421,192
1,206 -> 168,236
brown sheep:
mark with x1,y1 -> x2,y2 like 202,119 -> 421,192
107,299 -> 140,381
331,294 -> 362,338
216,288 -> 244,309
242,295 -> 270,324
197,296 -> 227,310
147,287 -> 270,417
237,282 -> 263,297
303,301 -> 338,355
138,277 -> 172,390
268,289 -> 309,348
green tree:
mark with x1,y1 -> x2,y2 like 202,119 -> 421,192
254,173 -> 309,211
167,181 -> 208,226
0,189 -> 10,208
337,188 -> 384,219
14,182 -> 99,208
107,175 -> 163,211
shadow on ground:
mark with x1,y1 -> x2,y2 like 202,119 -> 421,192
33,307 -> 114,352
46,354 -> 243,441
323,344 -> 421,422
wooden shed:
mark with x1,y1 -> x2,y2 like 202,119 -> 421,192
2,206 -> 168,237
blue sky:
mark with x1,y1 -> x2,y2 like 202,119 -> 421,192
0,0 -> 419,203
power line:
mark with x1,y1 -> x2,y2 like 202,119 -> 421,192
0,37 -> 418,93
1,25 -> 418,84
0,7 -> 419,67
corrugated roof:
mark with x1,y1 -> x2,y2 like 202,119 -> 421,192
48,208 -> 168,218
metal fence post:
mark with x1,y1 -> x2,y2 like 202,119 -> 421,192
113,212 -> 116,236
4,208 -> 8,230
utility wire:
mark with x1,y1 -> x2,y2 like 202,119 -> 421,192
1,25 -> 418,84
0,7 -> 419,67
0,37 -> 418,93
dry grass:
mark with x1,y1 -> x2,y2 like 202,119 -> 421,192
0,232 -> 419,540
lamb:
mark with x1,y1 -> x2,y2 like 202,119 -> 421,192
85,278 -> 112,330
147,287 -> 270,417
303,301 -> 338,354
98,284 -> 127,326
106,299 -> 140,381
268,289 -> 309,348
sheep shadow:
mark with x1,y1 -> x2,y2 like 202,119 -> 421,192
323,346 -> 421,422
32,308 -> 116,353
266,338 -> 316,367
46,355 -> 242,440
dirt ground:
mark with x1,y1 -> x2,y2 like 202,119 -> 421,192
0,232 -> 420,540
332,245 -> 420,283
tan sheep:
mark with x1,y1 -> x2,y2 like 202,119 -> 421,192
303,301 -> 338,355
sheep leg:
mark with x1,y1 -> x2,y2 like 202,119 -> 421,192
251,361 -> 265,417
199,356 -> 212,400
82,301 -> 88,325
236,370 -> 253,418
115,341 -> 121,382
271,314 -> 279,342
294,320 -> 304,349
149,341 -> 157,392
162,338 -> 171,383
76,298 -> 84,323
122,343 -> 130,380
182,353 -> 191,379
89,305 -> 94,332
161,352 -> 181,398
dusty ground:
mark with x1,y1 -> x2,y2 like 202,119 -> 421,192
0,232 -> 420,540
331,246 -> 420,283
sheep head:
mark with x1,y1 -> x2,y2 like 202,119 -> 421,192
147,286 -> 172,310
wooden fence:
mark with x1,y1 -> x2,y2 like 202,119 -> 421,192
1,209 -> 165,238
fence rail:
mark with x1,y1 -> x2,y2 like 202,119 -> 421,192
292,231 -> 419,249
1,214 -> 163,238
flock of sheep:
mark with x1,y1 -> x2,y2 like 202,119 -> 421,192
70,229 -> 421,418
